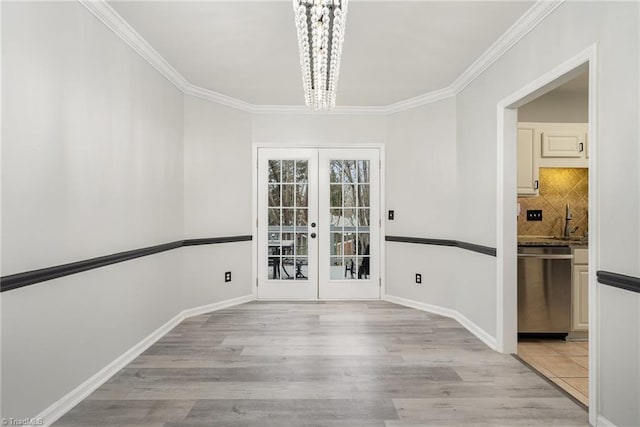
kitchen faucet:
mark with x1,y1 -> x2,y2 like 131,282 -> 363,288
563,203 -> 579,238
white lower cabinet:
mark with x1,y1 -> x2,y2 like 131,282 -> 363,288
571,249 -> 589,332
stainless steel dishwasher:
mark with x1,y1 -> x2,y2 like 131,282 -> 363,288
518,246 -> 573,334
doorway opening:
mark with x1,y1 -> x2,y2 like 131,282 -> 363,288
496,45 -> 597,425
255,147 -> 382,300
515,70 -> 590,408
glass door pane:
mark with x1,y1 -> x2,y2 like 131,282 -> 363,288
258,149 -> 318,299
267,160 -> 309,281
327,160 -> 371,281
258,147 -> 379,300
318,149 -> 380,299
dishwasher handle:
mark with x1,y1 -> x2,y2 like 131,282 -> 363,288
517,254 -> 574,260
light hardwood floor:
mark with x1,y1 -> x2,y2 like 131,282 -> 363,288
54,301 -> 588,426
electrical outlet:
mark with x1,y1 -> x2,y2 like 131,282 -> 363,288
526,209 -> 543,221
415,273 -> 422,284
224,271 -> 232,283
388,210 -> 395,220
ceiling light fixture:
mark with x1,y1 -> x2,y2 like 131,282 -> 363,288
293,0 -> 348,110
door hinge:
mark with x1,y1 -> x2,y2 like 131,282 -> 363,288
256,278 -> 259,287
379,278 -> 382,287
379,218 -> 382,228
379,160 -> 381,169
256,217 -> 259,228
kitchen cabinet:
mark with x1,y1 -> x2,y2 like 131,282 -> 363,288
517,123 -> 589,173
571,248 -> 589,333
541,130 -> 585,158
584,133 -> 589,159
517,127 -> 539,197
537,123 -> 589,168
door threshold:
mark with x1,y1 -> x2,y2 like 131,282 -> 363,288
512,353 -> 588,411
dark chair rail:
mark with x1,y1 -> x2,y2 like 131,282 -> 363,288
5,235 -> 636,295
385,235 -> 497,257
0,236 -> 252,293
596,270 -> 640,294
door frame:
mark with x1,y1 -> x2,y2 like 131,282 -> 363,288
252,142 -> 386,301
495,44 -> 598,425
256,148 -> 320,300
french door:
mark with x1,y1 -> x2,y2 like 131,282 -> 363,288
257,148 -> 380,299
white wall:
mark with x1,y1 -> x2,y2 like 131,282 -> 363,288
385,99 -> 458,310
455,2 -> 640,425
182,96 -> 253,308
1,2 -> 184,419
518,88 -> 588,123
251,113 -> 386,146
3,1 -> 639,425
252,104 -> 461,324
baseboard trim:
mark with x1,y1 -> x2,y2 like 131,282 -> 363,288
36,294 -> 255,426
36,311 -> 184,425
383,294 -> 497,351
384,294 -> 457,319
181,294 -> 255,318
455,310 -> 498,351
597,415 -> 617,427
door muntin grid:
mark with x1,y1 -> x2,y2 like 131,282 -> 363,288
267,160 -> 309,281
329,160 -> 371,281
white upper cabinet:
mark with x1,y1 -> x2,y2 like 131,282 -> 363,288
541,131 -> 585,157
517,123 -> 589,183
536,122 -> 589,167
517,127 -> 539,197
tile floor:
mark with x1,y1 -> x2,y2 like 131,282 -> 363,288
518,339 -> 589,406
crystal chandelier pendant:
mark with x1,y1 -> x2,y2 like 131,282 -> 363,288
293,0 -> 348,110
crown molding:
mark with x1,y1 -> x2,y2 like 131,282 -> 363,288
184,84 -> 255,113
385,87 -> 457,114
78,0 -> 189,92
450,0 -> 565,94
78,0 -> 565,116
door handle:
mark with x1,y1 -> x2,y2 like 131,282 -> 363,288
310,233 -> 317,238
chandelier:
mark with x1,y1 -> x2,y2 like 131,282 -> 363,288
293,0 -> 348,110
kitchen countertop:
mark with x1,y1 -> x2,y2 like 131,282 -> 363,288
518,236 -> 588,248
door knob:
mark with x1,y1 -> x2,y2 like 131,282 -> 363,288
310,233 -> 317,238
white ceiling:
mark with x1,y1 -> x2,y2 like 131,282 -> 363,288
109,1 -> 534,106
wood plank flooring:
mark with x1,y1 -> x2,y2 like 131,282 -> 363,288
54,301 -> 588,426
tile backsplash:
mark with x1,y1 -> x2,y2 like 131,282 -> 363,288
518,168 -> 588,237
